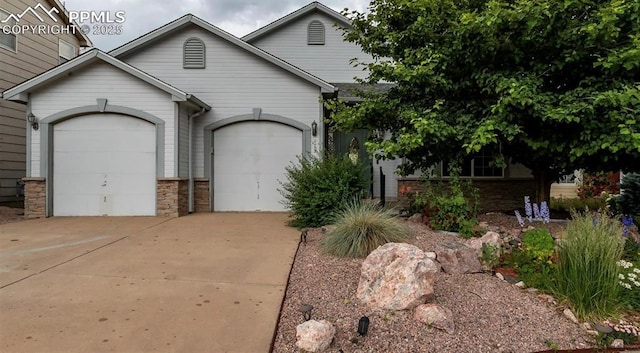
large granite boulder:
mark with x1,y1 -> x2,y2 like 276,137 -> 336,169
357,243 -> 440,310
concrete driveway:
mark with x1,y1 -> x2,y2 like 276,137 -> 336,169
0,213 -> 300,353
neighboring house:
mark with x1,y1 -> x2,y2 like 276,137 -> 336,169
2,2 -> 574,218
0,0 -> 91,203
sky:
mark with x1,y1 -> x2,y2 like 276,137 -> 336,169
60,0 -> 370,51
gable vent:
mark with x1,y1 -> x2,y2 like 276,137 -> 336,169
307,20 -> 325,45
184,37 -> 205,69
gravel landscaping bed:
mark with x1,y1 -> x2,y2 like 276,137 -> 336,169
272,219 -> 593,353
0,206 -> 24,225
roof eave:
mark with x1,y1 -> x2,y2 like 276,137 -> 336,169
185,94 -> 211,111
242,2 -> 352,43
109,15 -> 192,57
3,50 -> 211,110
2,50 -> 100,101
110,14 -> 336,93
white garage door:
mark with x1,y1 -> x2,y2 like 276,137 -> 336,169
213,121 -> 302,211
53,114 -> 156,216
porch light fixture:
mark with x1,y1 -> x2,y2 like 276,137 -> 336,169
358,316 -> 369,336
311,120 -> 318,137
27,113 -> 39,131
299,304 -> 313,321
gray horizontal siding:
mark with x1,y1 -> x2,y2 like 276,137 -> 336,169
250,12 -> 373,83
121,25 -> 323,177
29,62 -> 176,177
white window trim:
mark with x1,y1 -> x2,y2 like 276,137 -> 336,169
440,148 -> 505,179
440,162 -> 505,179
0,8 -> 18,52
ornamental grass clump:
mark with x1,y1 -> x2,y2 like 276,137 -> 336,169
553,210 -> 625,320
322,200 -> 410,258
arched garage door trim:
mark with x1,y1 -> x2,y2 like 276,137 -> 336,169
40,103 -> 165,216
203,110 -> 312,211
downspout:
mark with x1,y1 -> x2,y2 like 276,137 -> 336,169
188,108 -> 206,213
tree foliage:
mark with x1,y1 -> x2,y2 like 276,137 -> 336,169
328,0 -> 640,202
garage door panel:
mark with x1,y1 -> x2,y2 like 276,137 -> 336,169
53,114 -> 156,216
213,122 -> 301,212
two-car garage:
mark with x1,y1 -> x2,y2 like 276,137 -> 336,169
51,115 -> 303,215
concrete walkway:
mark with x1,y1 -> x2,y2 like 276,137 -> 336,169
0,213 -> 299,353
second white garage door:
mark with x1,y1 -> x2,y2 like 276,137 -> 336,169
213,121 -> 302,211
53,114 -> 156,216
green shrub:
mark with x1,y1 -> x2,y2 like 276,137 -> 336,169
423,165 -> 479,234
553,211 -> 625,320
550,196 -> 608,213
322,200 -> 410,258
279,154 -> 367,228
522,229 -> 555,262
577,171 -> 620,199
503,228 -> 556,290
481,244 -> 500,269
622,236 -> 640,262
608,172 -> 640,225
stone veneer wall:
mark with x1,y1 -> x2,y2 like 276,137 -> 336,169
397,178 -> 537,212
193,178 -> 210,213
157,178 -> 188,217
23,177 -> 46,219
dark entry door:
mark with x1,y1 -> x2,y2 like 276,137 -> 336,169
333,129 -> 372,196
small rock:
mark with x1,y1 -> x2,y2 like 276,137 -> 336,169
502,275 -> 519,284
425,252 -> 437,260
321,225 -> 336,234
508,238 -> 521,247
408,213 -> 423,223
611,338 -> 624,348
480,231 -> 502,248
563,308 -> 579,324
586,330 -> 599,336
478,221 -> 489,229
414,304 -> 455,334
582,322 -> 593,331
296,320 -> 335,352
435,242 -> 482,274
593,322 -> 613,334
526,287 -> 537,293
537,294 -> 555,304
495,272 -> 504,281
514,281 -> 526,288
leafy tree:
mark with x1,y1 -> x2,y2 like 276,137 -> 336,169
327,0 -> 640,203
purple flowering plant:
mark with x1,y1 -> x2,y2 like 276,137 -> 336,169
514,196 -> 550,227
622,215 -> 634,236
524,196 -> 533,222
514,210 -> 525,227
